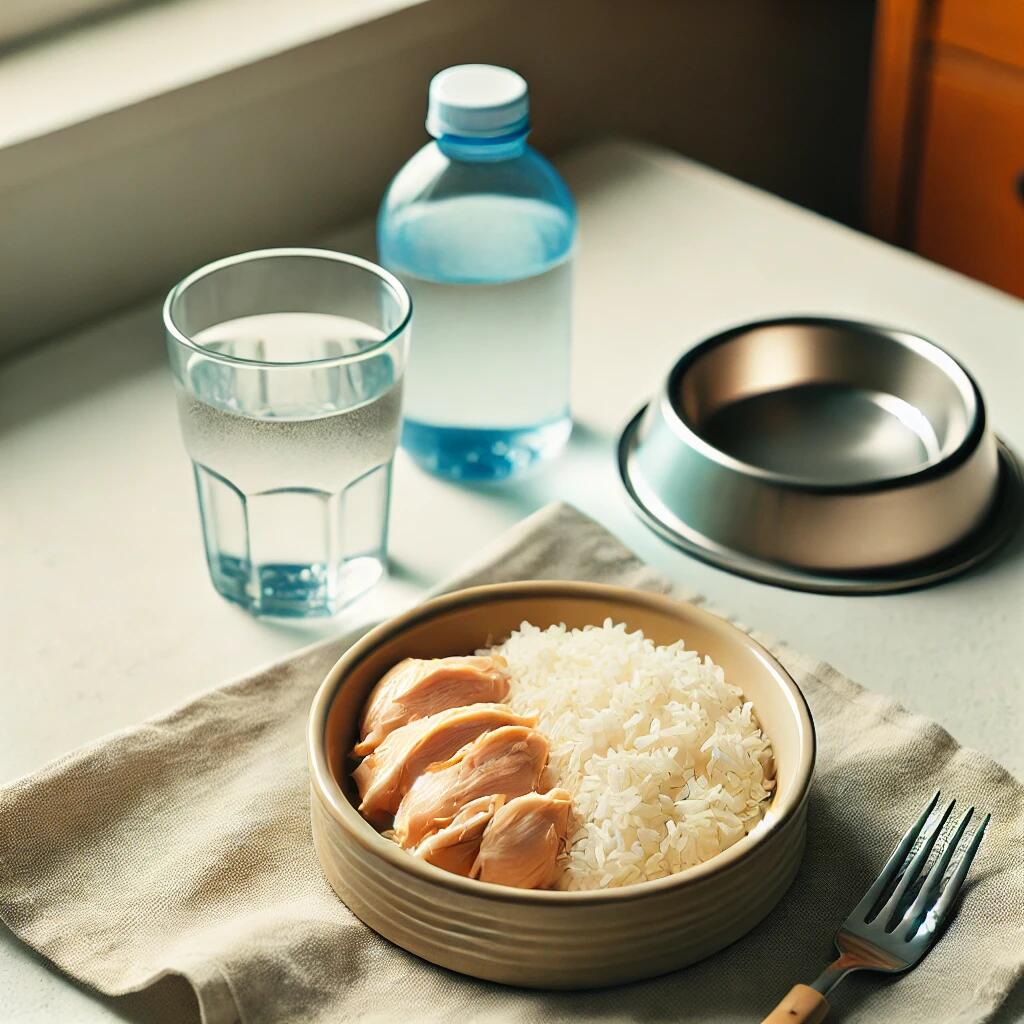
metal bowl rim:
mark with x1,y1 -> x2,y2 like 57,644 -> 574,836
620,410 -> 1022,594
658,316 -> 987,495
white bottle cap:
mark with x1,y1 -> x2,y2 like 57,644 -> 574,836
426,64 -> 529,139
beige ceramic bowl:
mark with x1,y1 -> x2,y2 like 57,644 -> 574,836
308,581 -> 815,989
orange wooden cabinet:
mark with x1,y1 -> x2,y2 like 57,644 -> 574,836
866,0 -> 1024,298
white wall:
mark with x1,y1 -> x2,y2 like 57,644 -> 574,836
0,0 -> 874,357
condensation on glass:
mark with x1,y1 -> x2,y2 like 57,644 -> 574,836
164,248 -> 411,617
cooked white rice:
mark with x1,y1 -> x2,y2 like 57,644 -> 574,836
485,619 -> 774,890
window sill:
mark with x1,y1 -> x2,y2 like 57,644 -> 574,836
1,0 -> 424,152
0,0 -> 478,357
0,0 -> 877,359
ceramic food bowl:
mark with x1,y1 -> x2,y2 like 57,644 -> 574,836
307,581 -> 815,989
619,317 -> 1021,594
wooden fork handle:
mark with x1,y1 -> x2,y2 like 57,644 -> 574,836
761,984 -> 829,1023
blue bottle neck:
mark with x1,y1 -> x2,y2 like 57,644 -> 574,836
435,129 -> 530,163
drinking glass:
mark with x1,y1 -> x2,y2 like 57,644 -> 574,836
164,248 -> 411,617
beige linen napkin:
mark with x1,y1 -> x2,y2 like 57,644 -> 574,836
2,503 -> 1022,1024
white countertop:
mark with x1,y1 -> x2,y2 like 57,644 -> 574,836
3,139 -> 1022,1023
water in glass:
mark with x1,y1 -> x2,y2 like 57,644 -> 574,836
175,311 -> 403,616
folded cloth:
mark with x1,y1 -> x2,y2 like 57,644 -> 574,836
1,503 -> 1021,1024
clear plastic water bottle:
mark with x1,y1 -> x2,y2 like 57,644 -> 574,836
378,64 -> 576,481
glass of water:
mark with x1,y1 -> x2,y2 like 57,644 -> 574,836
164,248 -> 411,617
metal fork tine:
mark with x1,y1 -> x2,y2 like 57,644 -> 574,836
852,790 -> 941,921
927,813 -> 991,927
897,806 -> 974,937
878,797 -> 956,928
794,795 -> 991,1015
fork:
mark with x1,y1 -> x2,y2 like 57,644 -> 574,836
762,791 -> 990,1023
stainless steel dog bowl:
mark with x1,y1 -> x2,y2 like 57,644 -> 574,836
619,317 -> 1021,593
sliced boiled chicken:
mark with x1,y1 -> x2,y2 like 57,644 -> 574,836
353,704 -> 536,825
393,726 -> 549,848
472,788 -> 572,890
353,655 -> 510,756
413,795 -> 505,876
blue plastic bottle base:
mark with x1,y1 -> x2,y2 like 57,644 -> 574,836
402,416 -> 572,481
